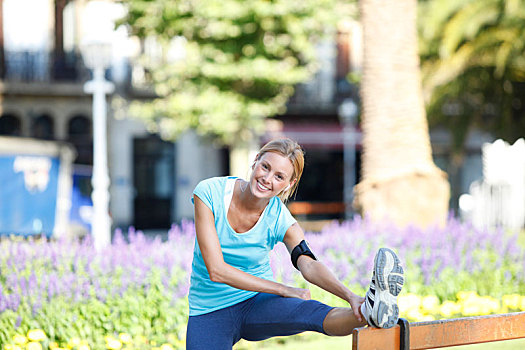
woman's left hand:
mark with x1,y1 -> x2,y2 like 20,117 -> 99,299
282,286 -> 311,300
347,293 -> 365,322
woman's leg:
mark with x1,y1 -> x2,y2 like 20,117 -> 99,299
240,292 -> 362,341
186,307 -> 240,350
322,307 -> 367,336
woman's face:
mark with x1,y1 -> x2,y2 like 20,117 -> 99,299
249,152 -> 294,199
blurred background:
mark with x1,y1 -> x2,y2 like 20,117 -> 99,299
0,0 -> 522,240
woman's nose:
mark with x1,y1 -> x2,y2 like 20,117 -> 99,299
261,172 -> 271,182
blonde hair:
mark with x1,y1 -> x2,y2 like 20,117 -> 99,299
255,138 -> 304,202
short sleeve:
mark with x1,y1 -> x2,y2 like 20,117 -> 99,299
192,177 -> 221,214
272,199 -> 297,245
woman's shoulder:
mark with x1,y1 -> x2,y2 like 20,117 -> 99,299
192,176 -> 236,207
194,176 -> 237,192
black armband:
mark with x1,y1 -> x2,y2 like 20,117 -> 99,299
291,240 -> 317,270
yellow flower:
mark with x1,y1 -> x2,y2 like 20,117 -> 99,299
27,342 -> 42,350
78,345 -> 90,350
27,329 -> 47,342
461,300 -> 482,316
69,338 -> 81,347
160,344 -> 175,350
119,333 -> 132,344
456,291 -> 478,301
405,308 -> 426,321
439,301 -> 461,318
421,295 -> 440,314
482,296 -> 500,314
455,291 -> 496,316
105,337 -> 122,350
502,294 -> 521,310
136,335 -> 148,344
419,314 -> 436,322
49,342 -> 59,349
521,296 -> 525,311
12,334 -> 27,345
4,345 -> 14,350
398,293 -> 421,311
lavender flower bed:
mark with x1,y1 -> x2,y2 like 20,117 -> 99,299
271,217 -> 525,300
0,222 -> 196,347
1,217 -> 523,346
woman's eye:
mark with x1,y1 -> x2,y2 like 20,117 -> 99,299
276,175 -> 283,181
262,164 -> 268,169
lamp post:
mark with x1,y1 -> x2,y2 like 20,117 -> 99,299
81,39 -> 115,251
338,98 -> 358,221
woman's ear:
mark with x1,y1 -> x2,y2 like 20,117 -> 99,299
252,154 -> 260,169
285,179 -> 297,192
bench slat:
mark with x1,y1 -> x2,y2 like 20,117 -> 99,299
352,312 -> 525,350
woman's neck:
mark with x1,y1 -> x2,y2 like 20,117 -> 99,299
237,179 -> 269,212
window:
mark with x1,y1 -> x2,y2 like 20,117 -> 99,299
0,114 -> 22,136
31,114 -> 54,139
133,136 -> 175,229
67,115 -> 92,165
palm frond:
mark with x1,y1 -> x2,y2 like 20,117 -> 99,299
441,0 -> 500,57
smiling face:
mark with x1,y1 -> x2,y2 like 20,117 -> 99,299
249,151 -> 295,199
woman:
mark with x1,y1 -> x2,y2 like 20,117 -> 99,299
186,138 -> 404,349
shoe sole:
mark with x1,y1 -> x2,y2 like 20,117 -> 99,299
372,248 -> 404,328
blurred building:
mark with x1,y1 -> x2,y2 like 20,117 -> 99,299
0,0 -> 493,232
0,0 -> 226,232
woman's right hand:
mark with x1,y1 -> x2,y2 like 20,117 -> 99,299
282,286 -> 311,300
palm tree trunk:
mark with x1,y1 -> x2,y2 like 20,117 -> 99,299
354,0 -> 450,228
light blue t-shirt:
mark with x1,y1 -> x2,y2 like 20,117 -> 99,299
189,176 -> 297,316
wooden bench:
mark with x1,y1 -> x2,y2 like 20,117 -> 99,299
352,312 -> 525,349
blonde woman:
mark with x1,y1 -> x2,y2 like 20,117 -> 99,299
186,138 -> 404,349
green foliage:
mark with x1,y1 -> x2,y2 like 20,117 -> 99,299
0,276 -> 188,348
118,0 -> 343,145
419,0 -> 525,151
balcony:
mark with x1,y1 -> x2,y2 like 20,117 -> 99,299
2,50 -> 85,83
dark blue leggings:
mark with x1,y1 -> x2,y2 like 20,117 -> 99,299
186,292 -> 334,349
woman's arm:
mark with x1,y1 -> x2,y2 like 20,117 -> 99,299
194,196 -> 309,300
283,223 -> 364,321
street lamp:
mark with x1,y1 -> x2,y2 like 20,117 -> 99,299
338,98 -> 358,221
81,38 -> 115,251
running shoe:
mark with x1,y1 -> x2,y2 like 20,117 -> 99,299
360,247 -> 404,328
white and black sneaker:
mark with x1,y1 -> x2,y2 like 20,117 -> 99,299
360,248 -> 404,328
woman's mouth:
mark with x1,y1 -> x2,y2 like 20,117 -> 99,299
257,181 -> 270,192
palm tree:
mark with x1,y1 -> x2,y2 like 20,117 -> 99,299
421,0 -> 525,98
420,0 -> 525,210
353,0 -> 450,228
